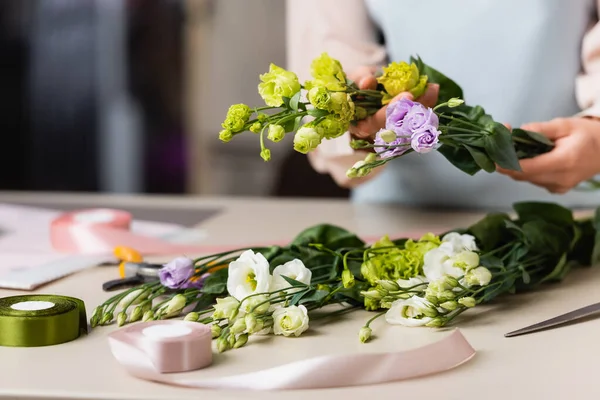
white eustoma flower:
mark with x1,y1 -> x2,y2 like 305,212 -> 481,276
271,259 -> 312,291
423,246 -> 463,281
465,267 -> 492,286
227,250 -> 272,300
272,305 -> 309,337
385,296 -> 435,327
442,232 -> 479,252
397,276 -> 428,288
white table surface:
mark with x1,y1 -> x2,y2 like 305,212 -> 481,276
0,192 -> 598,400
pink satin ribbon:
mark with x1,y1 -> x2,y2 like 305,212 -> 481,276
49,208 -> 445,257
108,321 -> 475,391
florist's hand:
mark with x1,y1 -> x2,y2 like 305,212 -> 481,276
497,117 -> 600,194
348,66 -> 440,140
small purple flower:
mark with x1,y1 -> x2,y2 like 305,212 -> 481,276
158,257 -> 194,289
402,103 -> 440,136
385,98 -> 415,134
411,129 -> 440,153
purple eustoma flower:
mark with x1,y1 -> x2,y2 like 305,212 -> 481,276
158,257 -> 194,289
402,105 -> 441,153
385,98 -> 415,134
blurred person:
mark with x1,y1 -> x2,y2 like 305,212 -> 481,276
286,0 -> 600,209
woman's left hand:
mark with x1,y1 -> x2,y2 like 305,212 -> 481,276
497,117 -> 600,193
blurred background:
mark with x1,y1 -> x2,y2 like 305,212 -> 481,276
0,0 -> 348,198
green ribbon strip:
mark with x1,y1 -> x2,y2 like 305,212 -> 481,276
0,295 -> 87,347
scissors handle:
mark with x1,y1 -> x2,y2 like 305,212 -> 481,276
103,276 -> 146,292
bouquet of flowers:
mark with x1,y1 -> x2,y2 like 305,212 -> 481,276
218,53 -> 556,180
92,202 -> 600,351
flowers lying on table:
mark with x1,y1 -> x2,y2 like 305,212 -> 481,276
218,52 -> 557,181
92,201 -> 600,352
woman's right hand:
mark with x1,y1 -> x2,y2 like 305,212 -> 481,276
348,66 -> 440,140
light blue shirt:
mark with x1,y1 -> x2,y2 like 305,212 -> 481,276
355,0 -> 599,210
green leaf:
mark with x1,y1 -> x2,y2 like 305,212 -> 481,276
290,224 -> 365,251
281,275 -> 309,288
289,289 -> 309,305
468,212 -> 511,250
464,145 -> 495,173
483,122 -> 521,171
512,128 -> 554,147
282,96 -> 291,109
410,55 -> 463,103
513,202 -> 574,227
282,117 -> 297,133
542,253 -> 570,282
307,109 -> 330,118
298,289 -> 330,305
521,221 -> 571,255
192,293 -> 218,312
293,115 -> 304,131
200,268 -> 228,294
256,246 -> 283,262
289,92 -> 301,112
438,144 -> 481,176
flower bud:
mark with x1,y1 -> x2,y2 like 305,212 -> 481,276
249,122 -> 263,133
341,269 -> 355,288
316,284 -> 331,292
257,113 -> 268,123
230,317 -> 247,335
216,336 -> 230,353
364,297 -> 380,311
142,310 -> 155,322
130,306 -> 144,322
440,301 -> 458,311
165,294 -> 187,316
377,280 -> 400,292
354,106 -> 367,120
242,295 -> 270,315
219,129 -> 233,143
234,334 -> 249,349
361,290 -> 383,301
425,318 -> 446,327
90,315 -> 100,328
118,289 -> 149,309
465,267 -> 492,287
458,297 -> 477,308
260,148 -> 271,162
426,295 -> 439,305
267,124 -> 286,142
443,276 -> 460,288
364,152 -> 377,163
359,326 -> 372,343
227,333 -> 237,348
184,312 -> 200,322
117,312 -> 128,327
346,167 -> 358,179
93,306 -> 104,319
379,129 -> 397,143
211,324 -> 222,339
100,312 -> 114,325
213,296 -> 241,320
439,290 -> 456,302
447,98 -> 465,108
244,313 -> 260,333
421,306 -> 439,318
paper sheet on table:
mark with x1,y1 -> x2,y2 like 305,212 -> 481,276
0,204 -> 195,290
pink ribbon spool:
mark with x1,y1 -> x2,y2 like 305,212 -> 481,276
109,320 -> 213,374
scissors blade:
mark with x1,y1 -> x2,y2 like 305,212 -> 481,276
505,301 -> 600,337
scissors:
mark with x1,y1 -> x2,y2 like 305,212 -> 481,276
505,301 -> 600,337
102,246 -> 163,292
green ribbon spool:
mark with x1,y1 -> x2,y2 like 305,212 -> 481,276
0,294 -> 87,347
